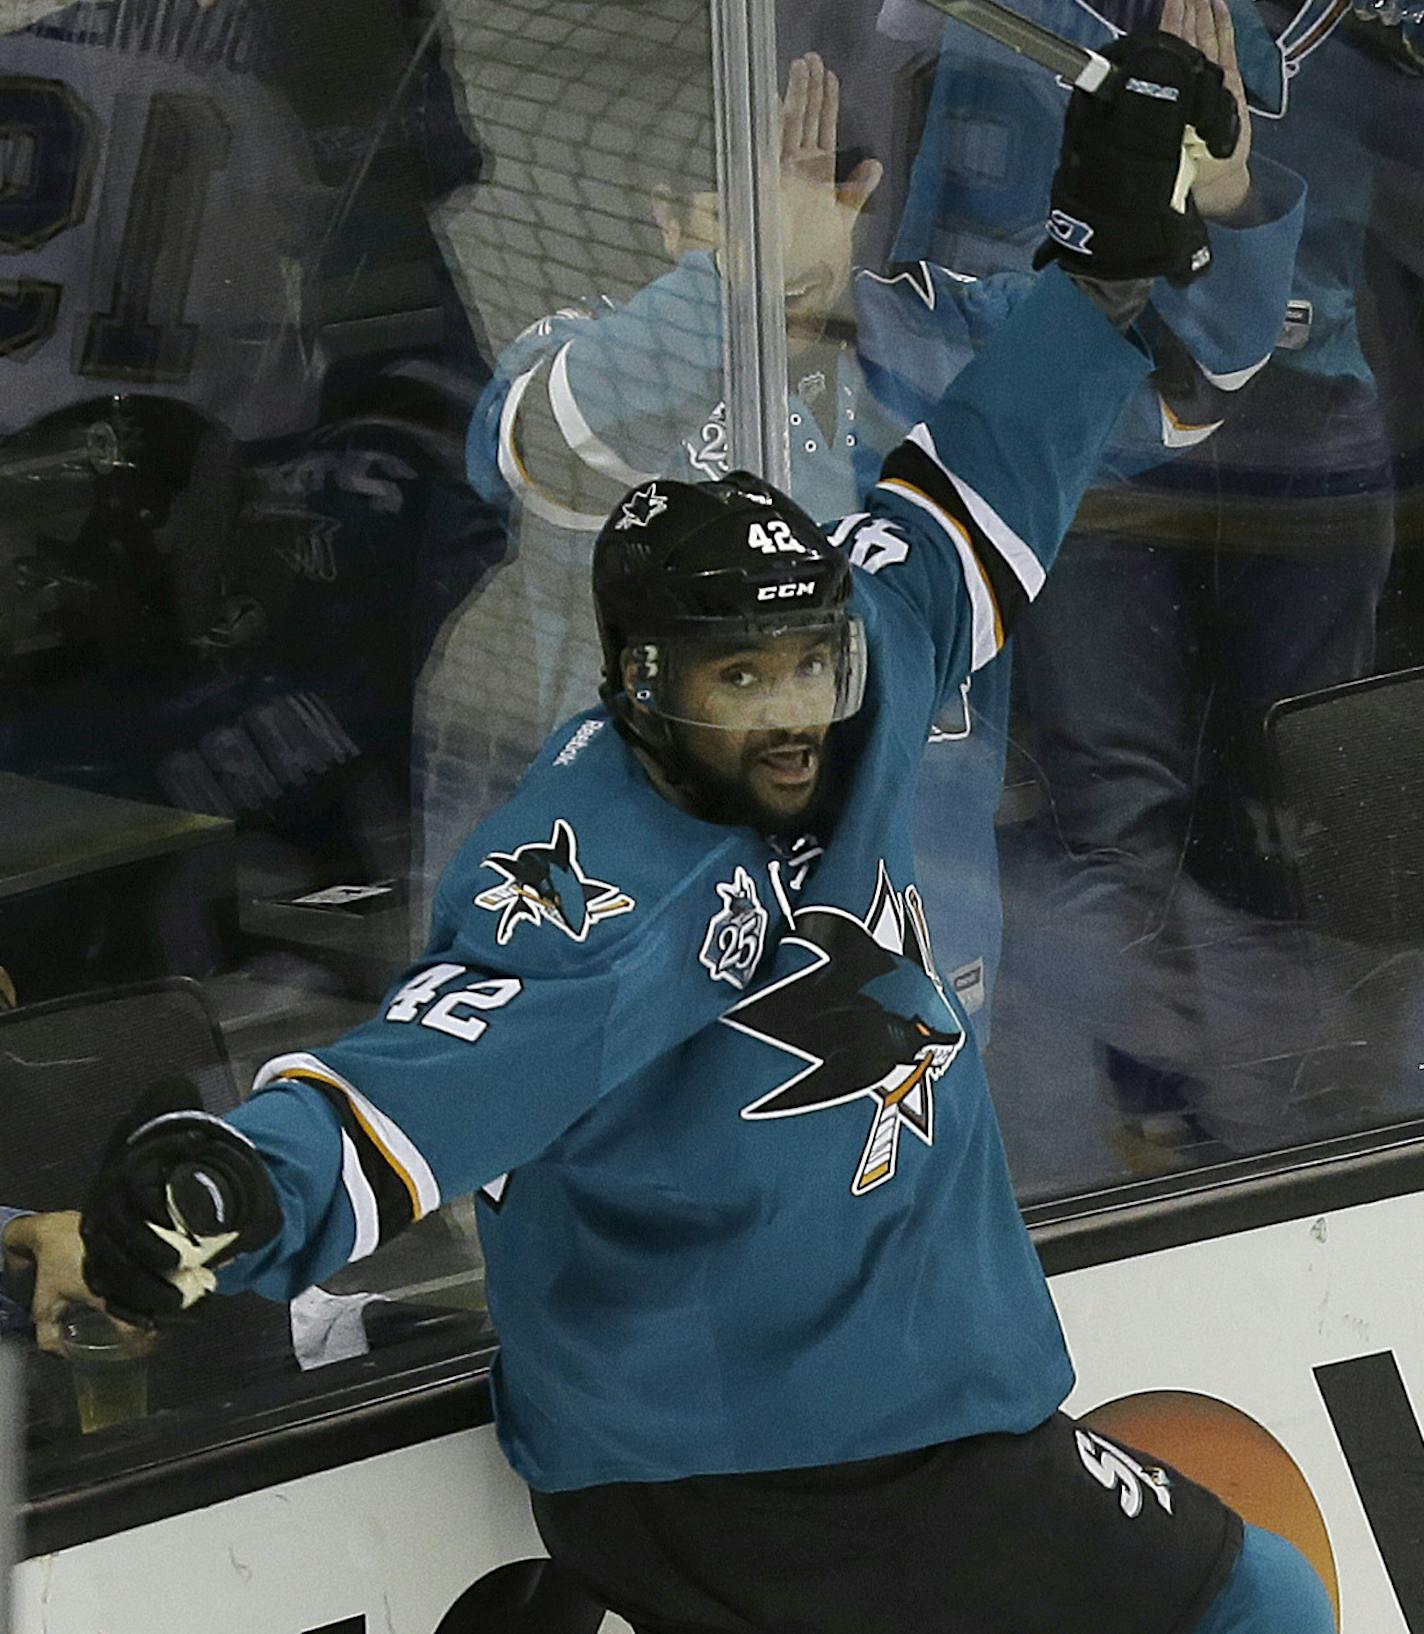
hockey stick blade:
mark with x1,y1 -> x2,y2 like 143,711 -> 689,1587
914,0 -> 1117,94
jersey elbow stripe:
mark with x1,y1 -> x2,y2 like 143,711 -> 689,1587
1202,354 -> 1270,393
1153,357 -> 1250,447
548,343 -> 655,489
339,1132 -> 382,1263
304,1076 -> 419,1245
953,533 -> 1003,669
1281,0 -> 1349,65
1136,306 -> 1257,453
904,424 -> 1045,599
1159,398 -> 1224,448
497,362 -> 615,532
254,1051 -> 441,1245
881,440 -> 1034,636
877,476 -> 1003,668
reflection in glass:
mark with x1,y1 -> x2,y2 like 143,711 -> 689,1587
0,0 -> 508,1474
885,0 -> 1424,1191
420,0 -> 724,895
0,0 -> 502,1013
1,0 -> 1423,1508
443,0 -> 1410,1204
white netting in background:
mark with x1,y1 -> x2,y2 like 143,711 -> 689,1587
414,0 -> 720,918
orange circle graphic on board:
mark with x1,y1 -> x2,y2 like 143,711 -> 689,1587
1082,1391 -> 1340,1629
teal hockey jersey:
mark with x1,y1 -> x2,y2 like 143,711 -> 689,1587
220,269 -> 1153,1490
454,168 -> 1304,1046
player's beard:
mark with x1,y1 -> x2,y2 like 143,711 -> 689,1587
670,723 -> 838,836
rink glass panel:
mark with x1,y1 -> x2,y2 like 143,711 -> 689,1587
775,0 -> 1424,1201
3,0 -> 1424,1473
0,0 -> 722,1459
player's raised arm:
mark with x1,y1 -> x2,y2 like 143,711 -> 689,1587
833,27 -> 1254,704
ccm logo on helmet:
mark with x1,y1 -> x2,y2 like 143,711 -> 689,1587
757,581 -> 816,601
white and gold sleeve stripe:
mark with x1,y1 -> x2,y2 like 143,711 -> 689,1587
907,423 -> 1045,600
254,1051 -> 441,1251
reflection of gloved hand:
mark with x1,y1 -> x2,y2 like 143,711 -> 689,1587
82,1110 -> 281,1327
1034,29 -> 1240,286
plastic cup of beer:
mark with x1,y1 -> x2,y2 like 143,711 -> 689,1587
57,1305 -> 151,1433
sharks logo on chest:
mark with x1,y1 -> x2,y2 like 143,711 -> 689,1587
724,861 -> 965,1195
474,819 -> 635,945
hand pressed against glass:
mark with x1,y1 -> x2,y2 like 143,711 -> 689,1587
650,54 -> 882,350
1162,0 -> 1253,218
778,54 -> 883,346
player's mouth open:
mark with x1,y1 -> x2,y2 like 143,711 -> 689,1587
757,744 -> 817,786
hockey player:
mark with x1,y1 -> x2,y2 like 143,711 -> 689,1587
448,11 -> 1304,1051
80,31 -> 1331,1634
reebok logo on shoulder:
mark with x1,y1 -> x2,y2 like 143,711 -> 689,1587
554,719 -> 604,767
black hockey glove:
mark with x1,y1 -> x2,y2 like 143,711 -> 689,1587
82,1104 -> 282,1327
1033,30 -> 1241,287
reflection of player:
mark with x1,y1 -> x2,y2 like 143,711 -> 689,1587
0,1 -> 320,441
0,0 -> 504,981
455,31 -> 1304,1043
83,50 -> 1332,1628
1022,0 -> 1411,1164
891,0 -> 1407,1165
0,0 -> 491,438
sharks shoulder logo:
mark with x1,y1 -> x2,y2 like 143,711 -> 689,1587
474,819 -> 635,945
724,861 -> 965,1196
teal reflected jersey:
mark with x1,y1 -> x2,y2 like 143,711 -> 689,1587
219,269 -> 1151,1490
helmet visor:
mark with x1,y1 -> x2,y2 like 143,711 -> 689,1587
628,615 -> 867,732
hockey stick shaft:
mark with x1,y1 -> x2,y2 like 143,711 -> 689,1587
913,0 -> 1213,213
913,0 -> 1117,93
853,1055 -> 934,1194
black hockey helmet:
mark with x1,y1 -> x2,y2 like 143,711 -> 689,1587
591,471 -> 867,734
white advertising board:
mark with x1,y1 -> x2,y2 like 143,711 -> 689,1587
12,1424 -> 633,1634
15,1188 -> 1424,1633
